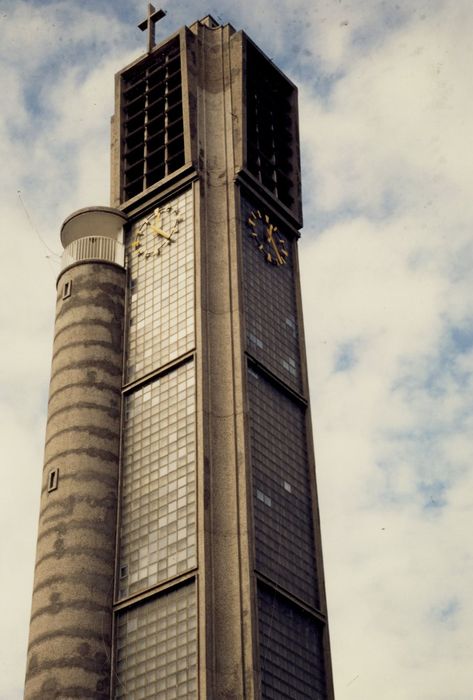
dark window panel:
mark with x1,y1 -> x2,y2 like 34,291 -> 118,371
168,120 -> 184,141
166,152 -> 185,173
147,167 -> 166,187
124,145 -> 145,170
167,136 -> 184,159
258,585 -> 327,699
124,163 -> 145,187
147,130 -> 166,153
247,367 -> 318,606
167,71 -> 182,92
147,151 -> 166,173
125,113 -> 146,136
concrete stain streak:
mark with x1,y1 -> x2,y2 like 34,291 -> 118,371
32,571 -> 113,598
30,595 -> 111,624
29,687 -> 108,700
44,424 -> 119,448
53,317 -> 121,345
28,627 -> 111,654
36,518 -> 116,545
48,381 -> 119,406
52,338 -> 121,363
40,493 -> 115,524
50,358 -> 122,383
34,543 -> 114,570
56,285 -> 124,321
43,446 -> 118,471
27,649 -> 109,677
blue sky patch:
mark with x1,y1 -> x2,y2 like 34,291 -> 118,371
334,341 -> 358,372
418,479 -> 448,511
450,324 -> 473,354
430,597 -> 460,628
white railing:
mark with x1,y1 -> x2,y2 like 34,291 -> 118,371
61,236 -> 124,269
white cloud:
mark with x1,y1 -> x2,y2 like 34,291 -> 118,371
296,3 -> 473,697
300,2 -> 473,229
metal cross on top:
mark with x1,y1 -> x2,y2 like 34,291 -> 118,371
138,3 -> 166,53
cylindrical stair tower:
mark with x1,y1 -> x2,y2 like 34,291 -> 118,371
25,207 -> 127,699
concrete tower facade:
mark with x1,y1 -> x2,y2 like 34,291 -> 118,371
26,14 -> 334,699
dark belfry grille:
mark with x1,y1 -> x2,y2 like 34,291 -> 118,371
246,42 -> 296,210
258,584 -> 327,699
122,37 -> 184,201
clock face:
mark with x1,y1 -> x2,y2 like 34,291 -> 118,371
131,202 -> 183,258
247,209 -> 289,266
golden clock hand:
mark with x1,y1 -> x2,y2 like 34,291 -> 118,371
266,224 -> 285,265
149,208 -> 171,238
150,223 -> 172,240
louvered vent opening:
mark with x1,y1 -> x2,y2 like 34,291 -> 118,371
122,37 -> 184,201
246,43 -> 296,210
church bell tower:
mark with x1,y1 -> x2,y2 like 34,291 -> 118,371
25,9 -> 334,699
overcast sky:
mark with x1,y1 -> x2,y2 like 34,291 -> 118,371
1,1 -> 472,698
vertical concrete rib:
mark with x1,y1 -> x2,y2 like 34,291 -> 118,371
196,22 -> 255,697
25,261 -> 125,700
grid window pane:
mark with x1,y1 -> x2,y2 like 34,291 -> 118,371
248,367 -> 318,606
115,582 -> 197,699
258,585 -> 327,699
126,188 -> 194,383
241,196 -> 301,392
118,361 -> 196,599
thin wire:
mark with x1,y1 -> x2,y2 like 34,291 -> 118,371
17,189 -> 61,259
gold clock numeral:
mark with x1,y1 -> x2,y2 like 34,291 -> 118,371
247,206 -> 289,267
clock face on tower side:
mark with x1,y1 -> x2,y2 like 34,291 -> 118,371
131,202 -> 183,258
247,208 -> 289,266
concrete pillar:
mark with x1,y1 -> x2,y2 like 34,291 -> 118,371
25,209 -> 126,699
194,23 -> 256,698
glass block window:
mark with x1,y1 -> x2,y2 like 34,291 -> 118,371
242,197 -> 302,392
121,37 -> 185,201
115,582 -> 197,699
126,188 -> 194,383
118,361 -> 196,599
246,41 -> 298,211
248,367 -> 318,607
258,584 -> 327,700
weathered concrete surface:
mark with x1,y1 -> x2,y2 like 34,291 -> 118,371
25,262 -> 125,700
